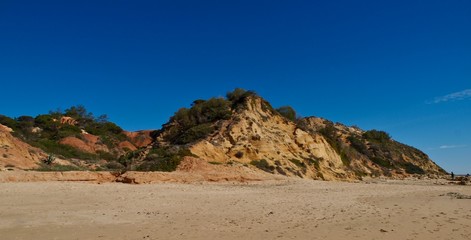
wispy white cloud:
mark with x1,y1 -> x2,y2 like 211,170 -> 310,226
430,89 -> 471,104
439,144 -> 467,149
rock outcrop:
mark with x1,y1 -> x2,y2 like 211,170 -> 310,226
0,124 -> 45,169
60,116 -> 77,125
59,134 -> 110,154
185,97 -> 345,180
124,130 -> 153,148
154,95 -> 446,180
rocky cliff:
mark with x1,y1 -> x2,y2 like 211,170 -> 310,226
0,91 -> 447,180
152,92 -> 446,180
184,97 -> 345,180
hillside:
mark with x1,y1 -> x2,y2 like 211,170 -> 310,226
0,106 -> 151,171
142,89 -> 445,180
0,89 -> 446,180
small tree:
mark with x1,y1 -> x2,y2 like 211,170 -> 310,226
0,115 -> 18,130
64,105 -> 94,120
276,106 -> 297,121
226,88 -> 258,107
363,130 -> 391,143
43,154 -> 56,165
226,88 -> 248,102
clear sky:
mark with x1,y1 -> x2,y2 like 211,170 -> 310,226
0,0 -> 470,173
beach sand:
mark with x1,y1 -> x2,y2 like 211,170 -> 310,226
1,179 -> 470,240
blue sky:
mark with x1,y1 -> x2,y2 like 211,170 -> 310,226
0,0 -> 470,173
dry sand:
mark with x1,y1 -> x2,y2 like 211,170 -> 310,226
1,179 -> 470,240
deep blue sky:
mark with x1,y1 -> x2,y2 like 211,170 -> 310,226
1,0 -> 470,173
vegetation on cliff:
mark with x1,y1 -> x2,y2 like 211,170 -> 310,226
0,89 -> 446,178
157,88 -> 261,145
0,105 -> 127,162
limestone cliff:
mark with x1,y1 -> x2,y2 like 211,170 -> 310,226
186,97 -> 345,180
298,117 -> 446,178
154,95 -> 446,180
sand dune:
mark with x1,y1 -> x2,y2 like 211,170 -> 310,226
1,179 -> 470,240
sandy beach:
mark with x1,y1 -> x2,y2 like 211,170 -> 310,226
1,179 -> 470,240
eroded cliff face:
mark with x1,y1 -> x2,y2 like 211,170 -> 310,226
0,124 -> 45,169
0,118 -> 152,170
1,93 -> 447,180
53,120 -> 152,158
156,96 -> 446,180
299,117 -> 446,178
188,98 -> 349,180
123,131 -> 153,148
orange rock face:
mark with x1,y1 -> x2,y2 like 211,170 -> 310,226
124,130 -> 153,148
59,134 -> 109,154
118,141 -> 138,151
60,116 -> 77,125
0,124 -> 46,169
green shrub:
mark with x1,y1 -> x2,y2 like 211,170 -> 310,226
104,161 -> 125,170
318,124 -> 341,151
276,106 -> 297,121
319,123 -> 351,166
340,151 -> 350,166
36,163 -> 83,171
15,116 -> 35,135
190,97 -> 232,123
42,154 -> 56,165
34,114 -> 56,127
289,159 -> 306,168
64,105 -> 94,120
0,115 -> 18,130
354,170 -> 368,178
118,148 -> 147,168
226,88 -> 250,102
136,147 -> 195,172
174,123 -> 215,144
57,124 -> 81,139
363,130 -> 391,143
97,150 -> 116,161
226,88 -> 257,105
61,105 -> 127,143
260,99 -> 276,114
164,97 -> 232,144
16,115 -> 34,125
31,139 -> 97,160
401,162 -> 425,174
371,157 -> 392,168
85,122 -> 124,137
347,135 -> 369,154
208,161 -> 223,165
226,88 -> 260,110
250,159 -> 275,173
305,158 -> 321,170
